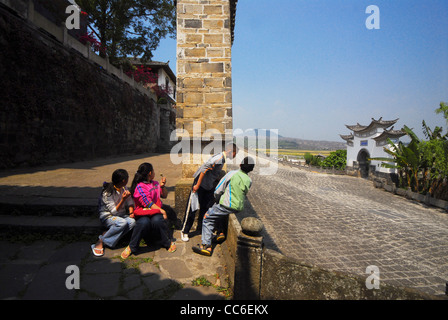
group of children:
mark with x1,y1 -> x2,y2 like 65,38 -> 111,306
92,143 -> 255,259
91,162 -> 175,259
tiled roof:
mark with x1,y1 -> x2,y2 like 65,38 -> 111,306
373,127 -> 406,141
345,117 -> 399,133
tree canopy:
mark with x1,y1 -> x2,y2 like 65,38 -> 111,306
76,0 -> 176,63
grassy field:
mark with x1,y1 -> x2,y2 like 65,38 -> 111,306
256,149 -> 334,158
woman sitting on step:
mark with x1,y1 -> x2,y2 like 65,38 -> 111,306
120,162 -> 176,259
92,169 -> 136,257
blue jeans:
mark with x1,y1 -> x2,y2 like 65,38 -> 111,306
202,204 -> 233,246
129,214 -> 172,253
100,215 -> 136,248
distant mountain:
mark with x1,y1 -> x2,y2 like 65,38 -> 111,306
233,129 -> 283,138
277,137 -> 346,151
233,129 -> 346,151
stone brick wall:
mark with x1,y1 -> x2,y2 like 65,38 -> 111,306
176,0 -> 233,141
176,0 -> 236,179
0,6 -> 160,168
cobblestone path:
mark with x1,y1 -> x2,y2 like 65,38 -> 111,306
242,162 -> 448,296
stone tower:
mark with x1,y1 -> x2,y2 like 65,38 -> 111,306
176,0 -> 237,175
175,0 -> 238,214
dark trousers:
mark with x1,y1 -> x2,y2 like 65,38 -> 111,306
129,214 -> 171,253
181,186 -> 215,234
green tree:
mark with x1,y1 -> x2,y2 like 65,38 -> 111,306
419,103 -> 448,195
435,101 -> 448,127
371,103 -> 448,198
370,126 -> 421,191
422,120 -> 444,141
320,150 -> 347,170
304,152 -> 313,165
76,0 -> 176,62
420,139 -> 448,194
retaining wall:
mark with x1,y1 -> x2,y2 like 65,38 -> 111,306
0,1 -> 169,169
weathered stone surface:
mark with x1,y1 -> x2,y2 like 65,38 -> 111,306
175,178 -> 194,218
239,162 -> 448,297
176,0 -> 233,157
241,217 -> 264,237
0,9 -> 162,169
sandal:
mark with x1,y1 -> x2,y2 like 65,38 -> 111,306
168,242 -> 176,253
91,244 -> 104,257
215,233 -> 226,243
192,244 -> 212,256
120,246 -> 132,259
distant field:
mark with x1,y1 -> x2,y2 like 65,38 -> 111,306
256,149 -> 334,158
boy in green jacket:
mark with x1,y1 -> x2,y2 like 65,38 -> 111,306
193,157 -> 255,256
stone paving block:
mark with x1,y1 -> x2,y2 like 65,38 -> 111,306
15,240 -> 61,264
158,259 -> 193,279
138,262 -> 160,275
83,259 -> 123,274
80,273 -> 121,298
0,263 -> 41,299
126,285 -> 146,300
48,241 -> 91,264
122,273 -> 142,292
141,273 -> 178,294
0,241 -> 23,263
23,262 -> 77,300
168,284 -> 224,300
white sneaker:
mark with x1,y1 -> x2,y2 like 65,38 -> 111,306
181,232 -> 189,242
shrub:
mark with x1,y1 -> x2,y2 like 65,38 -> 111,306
320,150 -> 347,170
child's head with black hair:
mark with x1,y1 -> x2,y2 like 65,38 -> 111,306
130,163 -> 154,194
102,169 -> 129,195
240,156 -> 255,174
225,142 -> 239,159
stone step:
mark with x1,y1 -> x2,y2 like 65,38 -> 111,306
0,214 -> 102,235
0,195 -> 175,217
0,195 -> 176,235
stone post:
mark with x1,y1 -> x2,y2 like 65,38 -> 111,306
233,217 -> 264,300
175,0 -> 236,218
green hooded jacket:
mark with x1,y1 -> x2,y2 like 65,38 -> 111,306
214,169 -> 252,212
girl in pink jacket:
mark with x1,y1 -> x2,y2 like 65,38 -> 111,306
121,163 -> 176,259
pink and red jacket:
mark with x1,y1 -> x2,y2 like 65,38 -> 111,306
133,181 -> 162,216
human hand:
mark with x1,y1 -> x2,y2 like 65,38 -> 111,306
192,184 -> 199,193
161,209 -> 167,220
160,176 -> 167,188
122,189 -> 131,200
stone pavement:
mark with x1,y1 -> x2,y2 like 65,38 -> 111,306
0,153 -> 231,300
241,159 -> 448,297
0,230 -> 230,300
2,152 -> 448,299
0,153 -> 182,210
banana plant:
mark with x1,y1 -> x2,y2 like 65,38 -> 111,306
370,126 -> 421,191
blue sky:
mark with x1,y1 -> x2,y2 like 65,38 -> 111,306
153,0 -> 448,142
